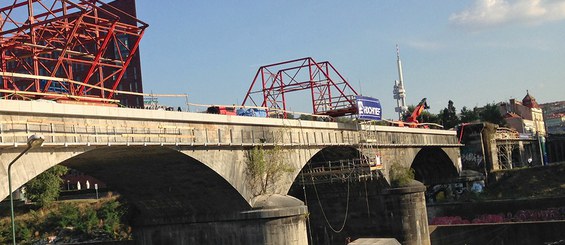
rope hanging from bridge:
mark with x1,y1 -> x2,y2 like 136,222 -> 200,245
310,163 -> 352,233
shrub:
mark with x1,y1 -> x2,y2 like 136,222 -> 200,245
389,163 -> 415,187
78,208 -> 99,234
16,220 -> 33,242
57,202 -> 80,228
98,200 -> 124,237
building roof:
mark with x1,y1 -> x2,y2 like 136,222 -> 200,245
522,90 -> 540,109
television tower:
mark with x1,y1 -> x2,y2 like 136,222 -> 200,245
393,45 -> 408,120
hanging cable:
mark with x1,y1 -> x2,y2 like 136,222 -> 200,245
310,165 -> 352,233
298,119 -> 352,233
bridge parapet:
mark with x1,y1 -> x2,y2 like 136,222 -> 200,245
359,124 -> 459,147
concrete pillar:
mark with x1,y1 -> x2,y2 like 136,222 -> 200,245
382,181 -> 430,245
518,141 -> 525,167
133,195 -> 308,245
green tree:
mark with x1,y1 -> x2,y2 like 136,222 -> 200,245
422,111 -> 440,124
460,106 -> 479,123
440,100 -> 460,129
246,145 -> 294,196
25,165 -> 68,207
479,103 -> 506,126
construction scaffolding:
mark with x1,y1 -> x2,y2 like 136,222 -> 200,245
242,57 -> 359,118
495,127 -> 538,169
0,0 -> 147,103
298,122 -> 382,185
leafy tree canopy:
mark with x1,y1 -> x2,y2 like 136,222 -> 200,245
440,100 -> 460,129
479,103 -> 506,126
25,165 -> 68,207
460,106 -> 480,123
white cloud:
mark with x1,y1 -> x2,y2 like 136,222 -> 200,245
450,0 -> 565,30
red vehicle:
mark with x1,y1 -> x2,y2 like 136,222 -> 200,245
207,106 -> 236,115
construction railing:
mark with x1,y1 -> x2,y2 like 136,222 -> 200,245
0,119 -> 359,148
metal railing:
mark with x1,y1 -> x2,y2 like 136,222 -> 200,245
0,119 -> 358,147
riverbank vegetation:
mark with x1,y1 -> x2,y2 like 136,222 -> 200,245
0,194 -> 130,244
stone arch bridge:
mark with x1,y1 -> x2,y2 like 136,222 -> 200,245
0,100 -> 460,243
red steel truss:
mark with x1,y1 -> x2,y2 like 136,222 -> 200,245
0,0 -> 147,103
242,57 -> 359,117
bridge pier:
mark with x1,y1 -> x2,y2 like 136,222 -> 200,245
382,181 -> 430,245
133,195 -> 308,245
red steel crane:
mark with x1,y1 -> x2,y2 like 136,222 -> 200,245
405,98 -> 430,127
0,0 -> 147,104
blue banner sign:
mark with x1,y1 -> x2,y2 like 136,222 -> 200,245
356,96 -> 382,121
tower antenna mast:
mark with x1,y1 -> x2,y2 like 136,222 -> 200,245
393,44 -> 408,120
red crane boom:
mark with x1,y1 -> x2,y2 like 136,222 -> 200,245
406,98 -> 430,127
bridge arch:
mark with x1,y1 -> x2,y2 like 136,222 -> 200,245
289,146 -> 368,181
306,146 -> 362,167
287,145 -> 373,194
60,146 -> 251,223
410,146 -> 458,184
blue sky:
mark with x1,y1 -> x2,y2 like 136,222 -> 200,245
136,0 -> 565,119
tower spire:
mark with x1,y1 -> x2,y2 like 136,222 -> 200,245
393,44 -> 408,120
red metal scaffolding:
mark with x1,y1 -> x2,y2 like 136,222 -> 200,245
242,57 -> 359,118
0,0 -> 147,103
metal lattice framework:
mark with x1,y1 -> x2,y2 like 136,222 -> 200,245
242,57 -> 359,118
0,0 -> 147,103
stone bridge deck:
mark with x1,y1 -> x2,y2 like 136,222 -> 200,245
0,99 -> 458,149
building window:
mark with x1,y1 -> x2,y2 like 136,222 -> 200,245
114,35 -> 130,60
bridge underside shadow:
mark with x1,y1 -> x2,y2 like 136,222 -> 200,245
288,146 -> 390,244
411,146 -> 458,185
61,146 -> 250,225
